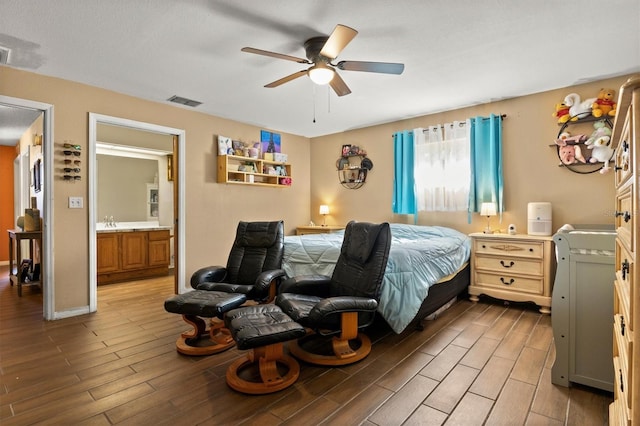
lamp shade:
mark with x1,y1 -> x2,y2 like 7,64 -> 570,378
480,202 -> 497,216
319,205 -> 330,215
308,64 -> 335,85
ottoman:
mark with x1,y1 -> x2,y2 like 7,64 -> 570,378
225,304 -> 307,394
164,290 -> 247,356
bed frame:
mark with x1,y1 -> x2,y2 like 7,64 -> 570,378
408,262 -> 471,331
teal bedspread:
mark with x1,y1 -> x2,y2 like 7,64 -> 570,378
282,224 -> 471,333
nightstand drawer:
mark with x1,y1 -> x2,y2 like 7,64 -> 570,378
473,239 -> 543,259
474,255 -> 543,276
474,271 -> 543,294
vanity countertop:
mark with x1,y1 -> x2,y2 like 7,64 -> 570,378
96,222 -> 172,233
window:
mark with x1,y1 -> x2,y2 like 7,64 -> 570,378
414,121 -> 470,212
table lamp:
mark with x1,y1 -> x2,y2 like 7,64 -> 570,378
480,202 -> 497,234
319,205 -> 329,227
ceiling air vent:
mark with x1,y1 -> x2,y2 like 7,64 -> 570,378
0,46 -> 11,64
167,95 -> 202,107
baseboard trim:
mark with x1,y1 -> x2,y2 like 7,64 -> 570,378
52,306 -> 92,320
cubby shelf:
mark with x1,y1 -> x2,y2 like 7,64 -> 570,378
217,155 -> 292,187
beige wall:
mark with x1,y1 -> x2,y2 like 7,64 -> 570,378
1,66 -> 310,313
1,65 -> 633,315
310,75 -> 635,234
96,155 -> 158,222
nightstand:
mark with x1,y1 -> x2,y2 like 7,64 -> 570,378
468,232 -> 556,314
295,225 -> 345,235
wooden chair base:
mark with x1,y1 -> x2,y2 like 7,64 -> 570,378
226,342 -> 300,394
175,314 -> 235,356
288,332 -> 372,366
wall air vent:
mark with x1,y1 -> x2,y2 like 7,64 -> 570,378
0,46 -> 11,64
167,95 -> 202,107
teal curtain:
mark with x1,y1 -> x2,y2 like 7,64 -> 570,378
392,130 -> 416,215
468,114 -> 504,221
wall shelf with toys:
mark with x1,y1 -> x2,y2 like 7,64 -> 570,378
217,155 -> 292,187
217,133 -> 292,187
336,144 -> 372,189
551,88 -> 617,175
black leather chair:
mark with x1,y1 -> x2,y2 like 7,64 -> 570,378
276,221 -> 391,366
164,220 -> 286,355
191,220 -> 286,303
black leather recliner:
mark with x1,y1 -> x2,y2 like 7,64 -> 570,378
276,221 -> 391,366
192,220 -> 286,302
164,220 -> 286,356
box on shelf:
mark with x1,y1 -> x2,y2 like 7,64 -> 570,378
274,153 -> 288,163
263,153 -> 274,161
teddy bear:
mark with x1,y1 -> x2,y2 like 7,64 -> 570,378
555,132 -> 587,165
552,102 -> 572,123
592,88 -> 617,117
584,120 -> 614,173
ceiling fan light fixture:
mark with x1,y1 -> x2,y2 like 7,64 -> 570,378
308,64 -> 335,85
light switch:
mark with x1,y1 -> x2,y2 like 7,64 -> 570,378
69,196 -> 83,208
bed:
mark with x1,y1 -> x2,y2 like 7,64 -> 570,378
282,223 -> 472,333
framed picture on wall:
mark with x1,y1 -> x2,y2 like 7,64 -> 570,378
260,130 -> 281,154
218,135 -> 232,155
341,144 -> 351,157
33,159 -> 42,193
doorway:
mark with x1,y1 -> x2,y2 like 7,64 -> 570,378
88,113 -> 186,312
0,95 -> 54,319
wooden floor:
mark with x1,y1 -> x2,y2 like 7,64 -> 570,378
0,265 -> 612,425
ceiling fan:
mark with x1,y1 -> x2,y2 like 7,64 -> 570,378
241,24 -> 404,97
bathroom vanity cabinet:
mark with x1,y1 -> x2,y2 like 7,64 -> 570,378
97,229 -> 170,284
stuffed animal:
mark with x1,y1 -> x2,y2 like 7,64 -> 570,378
592,88 -> 617,117
586,120 -> 612,145
584,120 -> 614,173
552,102 -> 572,123
555,132 -> 587,165
564,93 -> 597,120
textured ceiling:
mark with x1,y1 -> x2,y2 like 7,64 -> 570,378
1,0 -> 639,145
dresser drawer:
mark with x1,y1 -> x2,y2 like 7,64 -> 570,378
474,271 -> 543,294
613,355 -> 632,415
614,112 -> 633,188
615,185 -> 634,253
474,255 -> 543,276
473,239 -> 543,259
613,314 -> 631,374
615,278 -> 632,331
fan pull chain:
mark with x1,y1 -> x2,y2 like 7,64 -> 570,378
312,84 -> 316,123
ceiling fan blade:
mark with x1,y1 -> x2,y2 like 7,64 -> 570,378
241,47 -> 310,64
320,24 -> 358,59
336,61 -> 405,74
329,72 -> 351,97
264,70 -> 308,88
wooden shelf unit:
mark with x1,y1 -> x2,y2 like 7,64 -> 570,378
218,154 -> 291,187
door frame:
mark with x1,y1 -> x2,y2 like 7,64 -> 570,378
88,113 -> 186,312
0,95 -> 55,319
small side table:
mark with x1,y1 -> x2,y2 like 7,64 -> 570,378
296,225 -> 345,235
7,229 -> 43,296
468,232 -> 555,314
